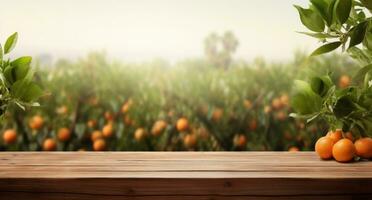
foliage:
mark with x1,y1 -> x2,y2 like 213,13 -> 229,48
293,0 -> 372,137
0,33 -> 42,118
0,52 -> 359,151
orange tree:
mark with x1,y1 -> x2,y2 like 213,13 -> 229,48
292,0 -> 372,162
0,33 -> 42,150
0,50 -> 359,151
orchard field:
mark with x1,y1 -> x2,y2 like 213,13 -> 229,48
0,49 -> 360,151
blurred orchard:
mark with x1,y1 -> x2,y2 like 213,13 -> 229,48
0,32 -> 359,151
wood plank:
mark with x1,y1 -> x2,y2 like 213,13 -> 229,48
0,152 -> 370,199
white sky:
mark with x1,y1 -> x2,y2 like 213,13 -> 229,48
0,0 -> 315,62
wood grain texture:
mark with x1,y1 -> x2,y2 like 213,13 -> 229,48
0,152 -> 371,200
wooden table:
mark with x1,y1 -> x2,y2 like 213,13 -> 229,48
0,152 -> 371,199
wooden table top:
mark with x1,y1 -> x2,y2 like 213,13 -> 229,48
0,152 -> 371,199
0,152 -> 371,179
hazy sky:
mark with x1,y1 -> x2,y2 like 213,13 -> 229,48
0,0 -> 314,62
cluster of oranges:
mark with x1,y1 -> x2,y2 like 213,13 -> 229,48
315,129 -> 372,162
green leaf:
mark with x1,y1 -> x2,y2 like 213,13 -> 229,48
353,63 -> 372,84
10,56 -> 32,81
347,47 -> 372,65
363,23 -> 372,50
349,21 -> 368,49
310,0 -> 332,25
333,0 -> 352,24
297,31 -> 337,39
291,80 -> 322,115
4,32 -> 18,54
294,5 -> 325,32
310,75 -> 333,97
311,41 -> 342,56
334,95 -> 356,118
11,80 -> 43,102
3,65 -> 15,84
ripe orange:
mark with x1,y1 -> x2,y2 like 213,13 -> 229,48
327,129 -> 343,143
57,128 -> 71,142
233,134 -> 247,148
176,118 -> 189,132
288,146 -> 299,152
332,139 -> 355,162
43,138 -> 57,151
134,128 -> 146,141
87,120 -> 97,128
29,115 -> 44,130
248,119 -> 257,131
91,130 -> 103,142
104,111 -> 114,121
212,108 -> 223,122
151,120 -> 167,136
93,139 -> 106,151
264,105 -> 271,114
102,124 -> 114,138
315,136 -> 334,160
280,94 -> 289,107
243,99 -> 253,109
354,138 -> 372,159
275,111 -> 287,121
271,98 -> 282,110
338,75 -> 351,89
121,99 -> 133,114
184,134 -> 197,148
3,129 -> 17,144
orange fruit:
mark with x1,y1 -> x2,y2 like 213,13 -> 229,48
233,134 -> 247,148
332,139 -> 355,162
184,134 -> 197,148
43,138 -> 56,151
271,98 -> 282,110
102,124 -> 114,138
280,94 -> 289,107
288,146 -> 299,152
121,99 -> 133,114
57,128 -> 71,142
134,128 -> 146,141
275,111 -> 287,121
93,139 -> 106,151
29,115 -> 44,130
104,111 -> 114,121
354,138 -> 372,159
212,108 -> 223,122
3,129 -> 17,144
248,119 -> 257,131
315,136 -> 334,160
91,130 -> 103,142
338,75 -> 351,89
176,118 -> 189,132
87,120 -> 97,128
151,120 -> 167,136
327,129 -> 343,143
243,100 -> 253,109
264,105 -> 271,114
